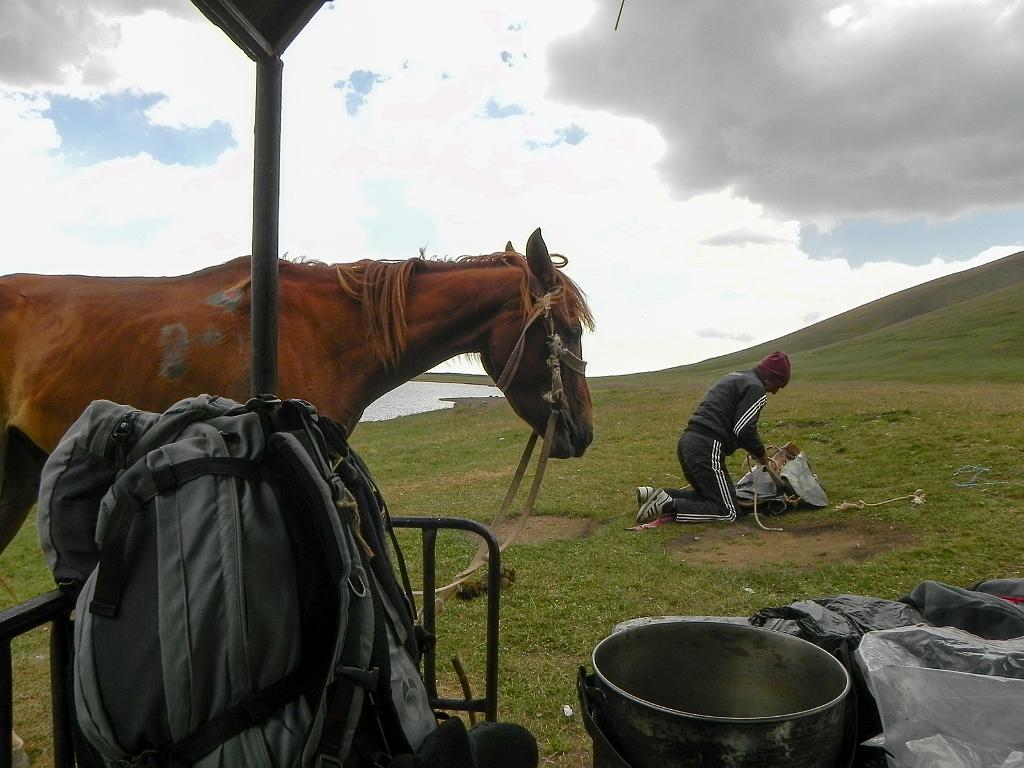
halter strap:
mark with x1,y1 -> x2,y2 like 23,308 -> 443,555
427,408 -> 558,605
427,286 -> 588,609
494,286 -> 587,395
548,333 -> 587,376
494,291 -> 556,391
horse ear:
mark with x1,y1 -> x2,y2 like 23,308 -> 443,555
525,228 -> 556,288
504,240 -> 516,254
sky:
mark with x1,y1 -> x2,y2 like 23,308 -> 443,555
1,0 -> 1022,377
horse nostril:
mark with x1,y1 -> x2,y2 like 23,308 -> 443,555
575,433 -> 592,456
568,424 -> 592,457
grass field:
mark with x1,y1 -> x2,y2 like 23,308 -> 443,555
3,252 -> 1024,766
4,374 -> 1023,767
359,377 -> 1024,767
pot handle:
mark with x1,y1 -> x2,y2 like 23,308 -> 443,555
576,667 -> 636,768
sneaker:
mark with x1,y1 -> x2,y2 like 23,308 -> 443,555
635,489 -> 672,524
635,486 -> 655,508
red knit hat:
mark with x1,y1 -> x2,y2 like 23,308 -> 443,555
756,351 -> 791,388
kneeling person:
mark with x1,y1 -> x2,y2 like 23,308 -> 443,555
636,351 -> 790,524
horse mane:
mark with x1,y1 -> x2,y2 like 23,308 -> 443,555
333,251 -> 594,371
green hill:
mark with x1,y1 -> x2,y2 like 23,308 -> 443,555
648,249 -> 1024,384
428,249 -> 1024,385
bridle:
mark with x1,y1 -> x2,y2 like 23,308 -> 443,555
494,286 -> 588,404
431,287 -> 589,606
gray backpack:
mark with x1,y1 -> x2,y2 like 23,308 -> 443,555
37,394 -> 440,768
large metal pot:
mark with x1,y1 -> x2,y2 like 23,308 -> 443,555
585,621 -> 851,768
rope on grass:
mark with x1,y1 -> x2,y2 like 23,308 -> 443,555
834,489 -> 926,512
1,575 -> 18,602
953,465 -> 1016,488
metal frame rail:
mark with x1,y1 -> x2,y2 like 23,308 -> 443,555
0,517 -> 500,766
0,590 -> 76,768
391,517 -> 501,723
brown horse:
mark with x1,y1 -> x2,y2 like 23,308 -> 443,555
0,228 -> 594,552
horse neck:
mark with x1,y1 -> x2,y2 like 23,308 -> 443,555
320,261 -> 525,431
380,264 -> 523,386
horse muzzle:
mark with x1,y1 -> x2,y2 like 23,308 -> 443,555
550,411 -> 593,459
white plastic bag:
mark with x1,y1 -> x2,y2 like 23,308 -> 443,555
856,625 -> 1024,768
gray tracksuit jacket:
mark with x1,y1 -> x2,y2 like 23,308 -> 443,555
685,369 -> 768,458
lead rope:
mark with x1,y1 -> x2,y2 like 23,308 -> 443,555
427,297 -> 569,612
428,410 -> 558,609
834,489 -> 926,512
745,454 -> 784,532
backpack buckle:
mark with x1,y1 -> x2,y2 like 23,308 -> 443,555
415,625 -> 437,655
339,665 -> 380,690
245,394 -> 282,411
290,398 -> 320,419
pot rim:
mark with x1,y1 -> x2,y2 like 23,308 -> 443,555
591,621 -> 851,724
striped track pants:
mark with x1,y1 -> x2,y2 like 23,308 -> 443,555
665,429 -> 739,523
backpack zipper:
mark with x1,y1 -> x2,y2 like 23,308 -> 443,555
109,410 -> 138,469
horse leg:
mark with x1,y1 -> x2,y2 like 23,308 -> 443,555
0,428 -> 48,553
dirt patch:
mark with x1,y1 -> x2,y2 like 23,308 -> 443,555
485,515 -> 600,545
665,514 -> 921,569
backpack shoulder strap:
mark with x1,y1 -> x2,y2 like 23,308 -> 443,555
88,455 -> 263,617
168,668 -> 307,764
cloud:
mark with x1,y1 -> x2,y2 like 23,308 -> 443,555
547,0 -> 1024,224
0,0 -> 187,87
697,328 -> 756,342
701,229 -> 791,248
362,178 -> 438,256
2,0 -> 1021,378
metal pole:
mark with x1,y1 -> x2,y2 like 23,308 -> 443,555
1,639 -> 11,768
251,55 -> 283,396
422,529 -> 438,698
50,612 -> 75,768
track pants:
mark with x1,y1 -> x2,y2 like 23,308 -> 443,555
664,428 -> 740,523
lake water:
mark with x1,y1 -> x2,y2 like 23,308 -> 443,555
359,380 -> 502,422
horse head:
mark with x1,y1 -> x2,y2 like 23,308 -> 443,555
482,228 -> 594,459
